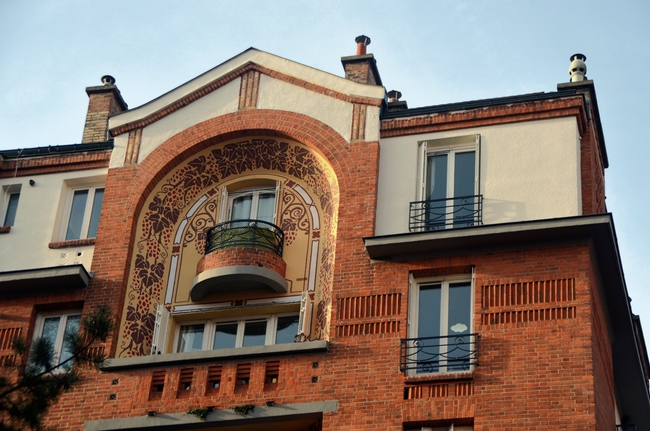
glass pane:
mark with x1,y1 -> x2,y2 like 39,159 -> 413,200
417,284 -> 441,373
86,188 -> 104,238
453,152 -> 476,227
59,315 -> 81,368
447,282 -> 472,371
213,322 -> 238,350
242,320 -> 267,347
256,193 -> 276,223
41,317 -> 61,349
275,315 -> 299,344
177,324 -> 204,353
426,154 -> 448,229
3,193 -> 19,227
66,190 -> 89,240
231,195 -> 252,220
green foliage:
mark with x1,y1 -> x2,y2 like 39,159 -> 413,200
0,305 -> 114,431
187,408 -> 209,420
232,404 -> 255,417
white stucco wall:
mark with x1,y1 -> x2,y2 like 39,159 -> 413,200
375,116 -> 582,235
257,75 -> 353,143
0,168 -> 107,272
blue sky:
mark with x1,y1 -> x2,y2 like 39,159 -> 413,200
1,0 -> 649,333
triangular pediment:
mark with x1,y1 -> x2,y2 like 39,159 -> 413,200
109,48 -> 385,136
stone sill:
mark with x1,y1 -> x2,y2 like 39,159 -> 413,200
48,238 -> 95,249
404,370 -> 474,383
100,340 -> 329,371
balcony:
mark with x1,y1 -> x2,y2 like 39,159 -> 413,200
190,220 -> 287,300
409,195 -> 483,232
400,334 -> 479,374
205,219 -> 284,256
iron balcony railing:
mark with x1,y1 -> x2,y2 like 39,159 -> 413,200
205,219 -> 284,257
409,194 -> 483,232
400,333 -> 479,374
616,426 -> 637,431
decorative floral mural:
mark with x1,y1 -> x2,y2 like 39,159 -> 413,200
118,138 -> 339,357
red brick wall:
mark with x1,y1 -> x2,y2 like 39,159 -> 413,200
36,243 -> 611,431
197,247 -> 287,277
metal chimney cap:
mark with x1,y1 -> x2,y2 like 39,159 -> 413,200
101,75 -> 116,86
355,35 -> 371,46
568,54 -> 587,82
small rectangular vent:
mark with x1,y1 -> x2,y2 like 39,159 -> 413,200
482,279 -> 575,308
207,365 -> 223,393
482,306 -> 577,325
149,370 -> 166,400
177,367 -> 193,398
455,382 -> 474,396
404,384 -> 448,400
337,293 -> 401,320
0,327 -> 22,351
336,320 -> 400,337
236,363 -> 252,388
265,360 -> 280,385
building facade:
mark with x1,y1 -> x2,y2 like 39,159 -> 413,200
0,39 -> 648,430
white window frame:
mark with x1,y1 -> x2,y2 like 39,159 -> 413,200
32,311 -> 82,372
60,184 -> 105,240
417,135 -> 481,202
219,181 -> 281,224
173,312 -> 299,353
408,273 -> 475,375
1,184 -> 21,227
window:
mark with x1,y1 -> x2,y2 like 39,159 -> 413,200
32,312 -> 81,371
219,180 -> 280,225
2,191 -> 20,227
175,314 -> 299,353
412,135 -> 480,231
63,186 -> 104,240
405,276 -> 476,374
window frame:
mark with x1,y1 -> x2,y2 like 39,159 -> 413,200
2,188 -> 20,227
407,273 -> 475,375
60,184 -> 105,240
173,312 -> 299,353
417,135 -> 480,203
219,180 -> 281,225
32,311 -> 82,372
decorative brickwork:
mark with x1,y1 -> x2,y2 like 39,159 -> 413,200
350,103 -> 367,141
239,70 -> 260,110
124,128 -> 142,165
0,150 -> 111,178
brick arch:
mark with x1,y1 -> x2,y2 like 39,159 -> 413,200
94,109 -> 352,356
123,109 -> 351,220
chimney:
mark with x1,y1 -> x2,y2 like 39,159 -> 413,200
341,35 -> 382,86
568,54 -> 587,82
386,90 -> 408,112
81,75 -> 128,143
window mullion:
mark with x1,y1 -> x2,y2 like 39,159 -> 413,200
54,315 -> 67,364
440,281 -> 450,373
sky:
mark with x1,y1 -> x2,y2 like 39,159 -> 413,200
1,0 -> 649,333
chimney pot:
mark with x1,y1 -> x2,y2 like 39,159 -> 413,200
355,35 -> 371,55
101,75 -> 116,86
387,90 -> 402,103
568,54 -> 587,82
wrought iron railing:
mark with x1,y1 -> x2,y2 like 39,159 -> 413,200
400,333 -> 479,373
409,194 -> 483,232
616,425 -> 637,431
205,220 -> 284,257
